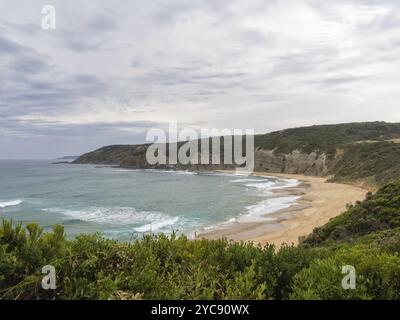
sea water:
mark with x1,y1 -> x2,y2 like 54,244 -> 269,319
0,160 -> 299,240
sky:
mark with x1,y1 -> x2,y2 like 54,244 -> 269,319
1,0 -> 400,159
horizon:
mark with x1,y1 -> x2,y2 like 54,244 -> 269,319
2,0 -> 400,305
2,1 -> 400,159
0,120 -> 397,160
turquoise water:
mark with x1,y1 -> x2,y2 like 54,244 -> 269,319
0,160 -> 299,240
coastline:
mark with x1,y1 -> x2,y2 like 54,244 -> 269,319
57,163 -> 368,246
199,171 -> 368,248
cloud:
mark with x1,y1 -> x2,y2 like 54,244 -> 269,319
1,0 -> 400,158
65,39 -> 105,52
0,36 -> 22,53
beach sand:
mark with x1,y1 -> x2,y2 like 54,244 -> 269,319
199,172 -> 368,248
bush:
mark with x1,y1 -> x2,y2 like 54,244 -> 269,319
303,181 -> 400,246
2,184 -> 400,302
291,245 -> 400,300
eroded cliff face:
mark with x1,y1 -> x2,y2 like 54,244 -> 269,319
76,145 -> 330,176
254,149 -> 329,176
74,122 -> 400,181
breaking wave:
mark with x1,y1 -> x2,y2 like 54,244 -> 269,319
44,206 -> 179,231
0,199 -> 23,208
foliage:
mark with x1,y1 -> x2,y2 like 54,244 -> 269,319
291,246 -> 400,300
75,122 -> 400,188
330,141 -> 400,186
1,220 -> 399,300
302,181 -> 400,246
2,178 -> 400,300
76,121 -> 400,163
254,122 -> 400,156
0,226 -> 278,300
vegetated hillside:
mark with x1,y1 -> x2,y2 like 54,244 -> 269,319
74,122 -> 400,186
75,144 -> 149,164
2,180 -> 400,300
329,141 -> 400,187
76,122 -> 400,162
254,121 -> 400,155
302,181 -> 400,247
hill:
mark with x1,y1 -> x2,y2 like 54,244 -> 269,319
254,121 -> 400,155
302,181 -> 400,247
74,122 -> 400,187
329,141 -> 400,187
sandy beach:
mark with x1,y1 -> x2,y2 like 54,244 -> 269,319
199,172 -> 368,248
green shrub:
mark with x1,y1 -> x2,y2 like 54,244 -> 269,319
303,181 -> 400,246
2,176 -> 400,303
291,245 -> 400,300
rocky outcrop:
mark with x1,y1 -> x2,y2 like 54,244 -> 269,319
74,122 -> 400,180
75,145 -> 329,176
254,149 -> 329,176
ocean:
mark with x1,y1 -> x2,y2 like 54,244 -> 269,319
0,160 -> 299,240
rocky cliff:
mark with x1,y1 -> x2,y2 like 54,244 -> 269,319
74,122 -> 400,183
75,143 -> 330,176
254,149 -> 329,176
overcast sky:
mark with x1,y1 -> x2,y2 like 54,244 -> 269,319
1,0 -> 400,159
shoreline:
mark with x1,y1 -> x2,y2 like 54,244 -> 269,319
199,171 -> 368,248
63,163 -> 369,247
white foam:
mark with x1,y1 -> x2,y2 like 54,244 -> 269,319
269,178 -> 300,189
244,181 -> 276,189
200,176 -> 301,231
202,217 -> 238,231
0,199 -> 23,208
134,216 -> 179,233
203,194 -> 301,231
176,170 -> 197,175
44,206 -> 178,227
230,178 -> 266,183
144,169 -> 179,174
241,195 -> 300,222
113,168 -> 197,176
244,176 -> 300,190
201,172 -> 249,177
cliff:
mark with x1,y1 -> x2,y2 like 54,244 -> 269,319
74,122 -> 400,187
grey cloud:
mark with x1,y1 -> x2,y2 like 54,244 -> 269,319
65,39 -> 105,52
0,34 -> 108,108
0,36 -> 22,53
0,120 -> 165,159
305,74 -> 372,91
11,56 -> 52,74
87,15 -> 118,32
270,52 -> 331,77
1,0 -> 400,158
1,71 -> 107,109
0,118 -> 165,139
237,30 -> 271,47
0,19 -> 41,35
